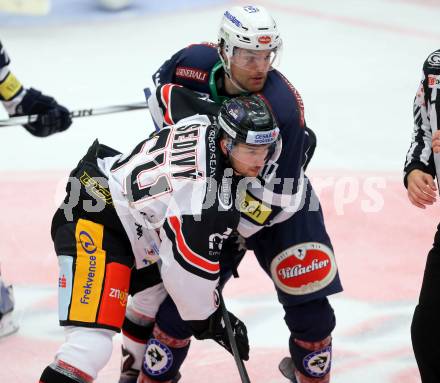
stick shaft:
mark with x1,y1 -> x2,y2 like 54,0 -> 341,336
219,294 -> 251,383
0,101 -> 148,127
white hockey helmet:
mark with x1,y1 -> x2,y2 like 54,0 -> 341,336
218,5 -> 282,75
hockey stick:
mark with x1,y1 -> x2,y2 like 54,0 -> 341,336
219,293 -> 251,383
0,101 -> 148,127
0,0 -> 50,15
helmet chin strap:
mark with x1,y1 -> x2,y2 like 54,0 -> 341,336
219,54 -> 249,94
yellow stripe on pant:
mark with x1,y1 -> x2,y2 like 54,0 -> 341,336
70,219 -> 106,323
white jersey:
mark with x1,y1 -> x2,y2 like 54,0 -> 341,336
98,114 -> 240,320
148,83 -> 304,239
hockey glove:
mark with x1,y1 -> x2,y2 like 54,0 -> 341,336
187,307 -> 249,361
15,88 -> 72,137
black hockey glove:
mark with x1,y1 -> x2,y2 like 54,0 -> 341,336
219,230 -> 247,286
187,307 -> 249,361
15,88 -> 72,137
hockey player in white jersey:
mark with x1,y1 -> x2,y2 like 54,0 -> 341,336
39,94 -> 281,383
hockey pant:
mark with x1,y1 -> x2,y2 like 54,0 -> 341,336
411,223 -> 440,383
40,141 -> 165,383
127,181 -> 341,382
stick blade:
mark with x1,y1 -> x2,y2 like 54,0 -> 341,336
278,357 -> 298,382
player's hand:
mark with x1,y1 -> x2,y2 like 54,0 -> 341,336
433,130 -> 440,154
187,307 -> 249,361
406,169 -> 437,208
15,88 -> 72,137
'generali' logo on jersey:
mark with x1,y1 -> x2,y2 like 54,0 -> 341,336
176,66 -> 209,83
270,243 -> 337,295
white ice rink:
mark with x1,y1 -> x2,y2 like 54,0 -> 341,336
1,0 -> 440,382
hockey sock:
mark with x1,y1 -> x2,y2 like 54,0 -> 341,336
39,361 -> 93,383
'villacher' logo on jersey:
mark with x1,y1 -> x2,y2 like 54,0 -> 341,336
270,243 -> 337,295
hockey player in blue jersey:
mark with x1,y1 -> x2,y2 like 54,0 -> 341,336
120,5 -> 343,383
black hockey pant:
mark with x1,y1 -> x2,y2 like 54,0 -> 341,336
412,223 -> 440,383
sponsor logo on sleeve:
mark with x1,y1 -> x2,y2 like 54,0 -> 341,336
175,66 -> 209,83
240,192 -> 272,225
80,171 -> 113,205
270,243 -> 337,295
209,228 -> 233,256
218,173 -> 233,210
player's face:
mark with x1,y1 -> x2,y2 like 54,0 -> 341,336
228,48 -> 275,92
222,140 -> 270,177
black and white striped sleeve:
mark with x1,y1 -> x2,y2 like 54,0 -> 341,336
0,40 -> 26,115
404,50 -> 440,186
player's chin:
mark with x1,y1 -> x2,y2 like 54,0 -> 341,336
246,82 -> 265,92
243,167 -> 262,177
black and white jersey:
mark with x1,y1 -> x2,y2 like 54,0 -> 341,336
148,82 -> 307,239
150,44 -> 309,238
97,114 -> 240,320
404,49 -> 440,184
0,40 -> 26,115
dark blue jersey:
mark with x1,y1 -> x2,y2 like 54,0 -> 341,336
153,44 -> 306,183
153,43 -> 308,236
